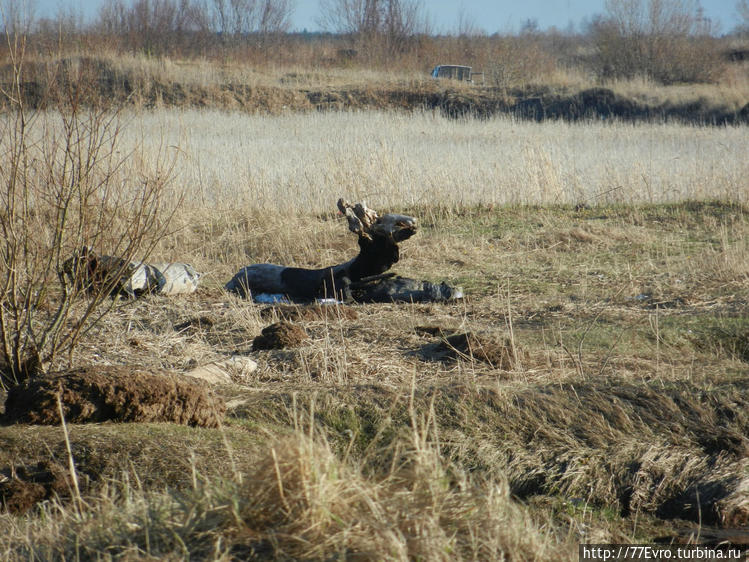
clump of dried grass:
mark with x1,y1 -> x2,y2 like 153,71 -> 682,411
688,228 -> 749,283
440,381 -> 748,526
0,430 -> 571,561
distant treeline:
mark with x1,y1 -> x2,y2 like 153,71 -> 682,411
1,0 -> 747,86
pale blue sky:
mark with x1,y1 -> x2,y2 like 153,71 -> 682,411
29,0 -> 742,34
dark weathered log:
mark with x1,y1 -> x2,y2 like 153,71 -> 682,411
350,272 -> 397,286
225,199 -> 418,301
350,275 -> 463,303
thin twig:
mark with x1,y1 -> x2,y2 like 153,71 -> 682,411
56,392 -> 84,516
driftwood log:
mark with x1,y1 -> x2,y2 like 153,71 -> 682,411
63,246 -> 201,298
225,199 -> 418,301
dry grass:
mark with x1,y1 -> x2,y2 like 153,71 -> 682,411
85,52 -> 439,92
114,109 -> 749,216
605,69 -> 749,112
0,427 -> 571,561
1,103 -> 748,558
2,200 -> 748,558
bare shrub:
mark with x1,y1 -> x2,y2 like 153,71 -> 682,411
318,0 -> 428,61
737,0 -> 749,35
94,0 -> 296,57
590,0 -> 725,84
208,0 -> 294,37
0,36 -> 178,386
486,36 -> 557,89
95,0 -> 214,56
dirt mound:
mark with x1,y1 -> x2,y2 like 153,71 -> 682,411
1,366 -> 225,427
436,332 -> 526,369
260,304 -> 358,322
253,322 -> 309,350
718,492 -> 749,528
0,460 -> 77,515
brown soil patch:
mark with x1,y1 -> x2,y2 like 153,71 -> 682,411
1,366 -> 225,427
437,332 -> 526,369
716,494 -> 749,529
0,460 -> 75,515
260,304 -> 358,322
415,325 -> 452,337
174,315 -> 217,334
253,322 -> 309,350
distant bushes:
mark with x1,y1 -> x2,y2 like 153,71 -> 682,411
589,0 -> 725,84
0,0 -> 744,88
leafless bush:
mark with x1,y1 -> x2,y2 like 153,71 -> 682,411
486,36 -> 557,89
93,0 -> 294,56
209,0 -> 294,37
737,0 -> 749,35
0,34 -> 178,386
590,0 -> 725,84
1,0 -> 37,36
318,0 -> 427,60
94,0 -> 211,55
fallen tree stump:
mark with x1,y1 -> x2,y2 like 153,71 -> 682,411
1,366 -> 225,427
225,199 -> 463,304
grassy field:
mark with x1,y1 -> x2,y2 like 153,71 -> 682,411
1,108 -> 748,560
125,109 -> 749,208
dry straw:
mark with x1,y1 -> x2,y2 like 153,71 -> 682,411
105,109 -> 749,214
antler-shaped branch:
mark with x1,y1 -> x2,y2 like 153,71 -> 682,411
337,198 -> 418,242
337,198 -> 379,239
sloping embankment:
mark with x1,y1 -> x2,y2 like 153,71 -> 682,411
306,86 -> 749,125
2,57 -> 748,125
230,377 -> 749,528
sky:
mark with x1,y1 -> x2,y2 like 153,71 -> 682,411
26,0 -> 742,35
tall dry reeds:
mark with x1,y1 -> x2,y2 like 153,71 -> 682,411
122,109 -> 749,214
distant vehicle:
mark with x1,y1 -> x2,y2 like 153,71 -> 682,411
431,65 -> 473,82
